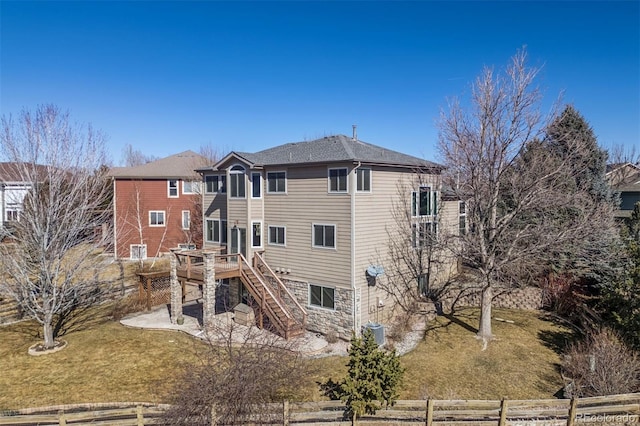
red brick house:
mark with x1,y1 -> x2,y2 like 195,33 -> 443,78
109,151 -> 209,260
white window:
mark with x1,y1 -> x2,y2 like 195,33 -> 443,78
130,244 -> 147,260
328,168 -> 348,193
309,284 -> 335,310
412,221 -> 437,248
313,224 -> 336,248
178,243 -> 196,250
149,211 -> 165,227
267,171 -> 286,193
268,226 -> 286,246
459,201 -> 466,235
356,168 -> 371,192
6,210 -> 19,221
205,175 -> 226,194
229,165 -> 246,198
251,172 -> 262,198
182,210 -> 190,230
168,180 -> 179,197
183,180 -> 200,194
206,219 -> 227,243
412,186 -> 438,217
251,221 -> 262,248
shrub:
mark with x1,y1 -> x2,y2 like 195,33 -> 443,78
562,328 -> 640,397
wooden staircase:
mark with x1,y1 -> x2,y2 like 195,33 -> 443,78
237,253 -> 307,339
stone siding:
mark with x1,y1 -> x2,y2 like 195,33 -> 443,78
283,279 -> 354,339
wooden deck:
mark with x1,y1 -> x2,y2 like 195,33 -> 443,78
175,252 -> 244,282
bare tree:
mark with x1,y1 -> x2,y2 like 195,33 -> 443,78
163,317 -> 309,425
121,143 -> 157,166
437,49 -> 616,346
377,171 -> 457,315
0,105 -> 111,349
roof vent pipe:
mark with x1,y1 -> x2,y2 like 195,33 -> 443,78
352,124 -> 357,141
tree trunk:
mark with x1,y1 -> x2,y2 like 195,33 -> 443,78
477,284 -> 493,347
43,313 -> 55,349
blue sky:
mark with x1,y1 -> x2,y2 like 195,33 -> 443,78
1,1 -> 638,165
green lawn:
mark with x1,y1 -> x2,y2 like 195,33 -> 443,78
0,304 -> 570,410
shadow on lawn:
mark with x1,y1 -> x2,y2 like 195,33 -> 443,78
424,308 -> 479,336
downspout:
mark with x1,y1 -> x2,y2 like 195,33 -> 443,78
112,178 -> 118,259
351,161 -> 362,335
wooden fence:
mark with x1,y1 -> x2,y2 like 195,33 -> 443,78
1,393 -> 638,425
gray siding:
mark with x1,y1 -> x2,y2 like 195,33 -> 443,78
262,164 -> 352,290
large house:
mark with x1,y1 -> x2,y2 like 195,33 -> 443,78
0,162 -> 40,230
606,162 -> 640,219
109,151 -> 209,260
197,134 -> 461,338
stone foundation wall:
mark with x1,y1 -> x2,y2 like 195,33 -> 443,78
283,279 -> 354,339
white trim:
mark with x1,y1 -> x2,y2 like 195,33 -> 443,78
251,220 -> 263,248
311,222 -> 337,249
328,167 -> 348,193
308,283 -> 336,310
182,180 -> 198,194
130,244 -> 147,260
149,210 -> 166,227
229,164 -> 246,199
181,210 -> 190,230
266,170 -> 287,194
267,225 -> 286,246
167,179 -> 179,198
356,167 -> 372,192
251,172 -> 262,199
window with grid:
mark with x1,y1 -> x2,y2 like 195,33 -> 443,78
329,168 -> 348,192
268,226 -> 285,245
356,168 -> 371,192
267,171 -> 286,193
313,224 -> 336,248
309,284 -> 335,309
149,211 -> 165,226
168,180 -> 179,197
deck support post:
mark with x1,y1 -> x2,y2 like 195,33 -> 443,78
203,251 -> 217,329
170,248 -> 183,324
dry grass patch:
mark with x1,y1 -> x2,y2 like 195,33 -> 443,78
0,306 -> 571,410
0,304 -> 206,410
400,307 -> 571,400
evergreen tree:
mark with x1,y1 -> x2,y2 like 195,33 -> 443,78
545,105 -> 613,203
327,329 -> 404,425
600,202 -> 640,350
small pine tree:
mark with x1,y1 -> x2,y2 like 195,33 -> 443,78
329,329 -> 404,425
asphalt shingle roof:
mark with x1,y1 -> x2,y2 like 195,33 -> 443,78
228,135 -> 441,169
109,150 -> 209,179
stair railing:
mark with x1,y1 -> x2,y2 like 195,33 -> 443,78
237,254 -> 296,338
253,252 -> 307,328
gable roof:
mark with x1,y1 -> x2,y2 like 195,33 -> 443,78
202,135 -> 441,172
109,150 -> 209,179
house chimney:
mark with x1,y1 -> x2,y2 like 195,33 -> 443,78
352,125 -> 357,141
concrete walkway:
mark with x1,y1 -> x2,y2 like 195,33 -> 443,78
120,302 -> 349,358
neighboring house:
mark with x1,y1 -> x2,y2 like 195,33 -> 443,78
197,134 -> 461,338
0,162 -> 42,230
606,162 -> 640,219
109,151 -> 209,260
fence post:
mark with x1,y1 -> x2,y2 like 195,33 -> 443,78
146,277 -> 152,311
567,397 -> 577,426
136,405 -> 144,426
425,399 -> 433,426
499,398 -> 508,426
58,410 -> 67,426
211,404 -> 216,426
283,400 -> 289,426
